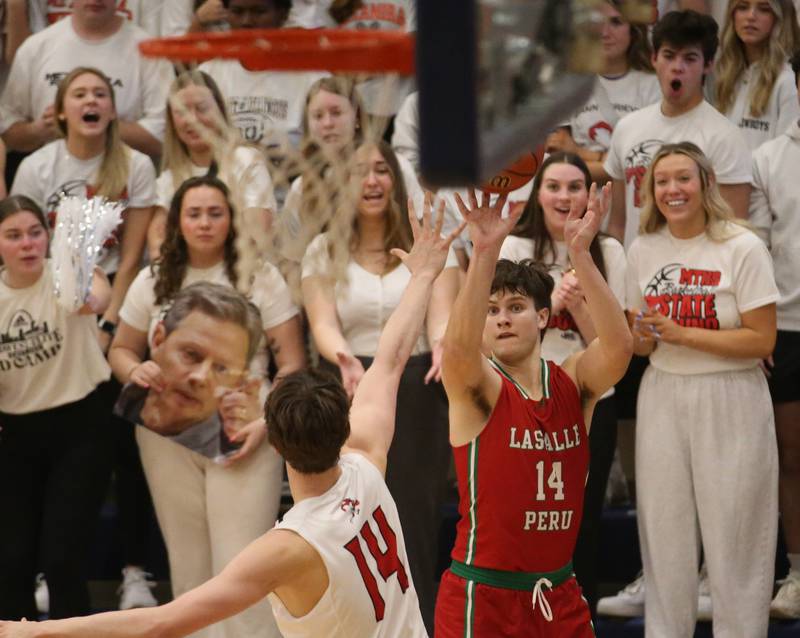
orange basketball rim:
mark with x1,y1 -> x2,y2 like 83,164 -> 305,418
139,28 -> 416,76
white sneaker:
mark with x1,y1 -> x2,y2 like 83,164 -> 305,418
118,566 -> 157,610
34,573 -> 49,615
770,570 -> 800,619
697,564 -> 712,621
597,572 -> 645,617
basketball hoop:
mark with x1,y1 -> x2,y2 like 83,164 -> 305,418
139,28 -> 415,76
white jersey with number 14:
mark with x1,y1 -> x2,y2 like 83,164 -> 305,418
267,453 -> 427,638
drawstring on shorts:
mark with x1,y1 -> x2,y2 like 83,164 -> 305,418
531,577 -> 554,621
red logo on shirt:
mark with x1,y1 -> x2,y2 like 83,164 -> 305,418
340,497 -> 361,520
644,264 -> 721,329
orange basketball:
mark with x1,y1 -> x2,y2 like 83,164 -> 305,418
481,147 -> 545,194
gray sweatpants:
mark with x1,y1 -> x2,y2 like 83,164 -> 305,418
636,365 -> 778,638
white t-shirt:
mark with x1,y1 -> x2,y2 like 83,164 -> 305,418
626,224 -> 779,375
569,71 -> 661,153
268,453 -> 427,638
159,0 -> 194,36
0,265 -> 110,414
391,91 -> 419,173
719,63 -> 800,152
0,16 -> 172,140
197,59 -> 326,152
604,100 -> 752,249
11,139 -> 156,274
119,261 -> 299,386
341,0 -> 416,117
155,146 -> 277,213
750,120 -> 800,330
30,0 -> 162,35
301,232 -> 457,357
287,0 -> 337,28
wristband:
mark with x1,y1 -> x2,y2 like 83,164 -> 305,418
98,318 -> 117,336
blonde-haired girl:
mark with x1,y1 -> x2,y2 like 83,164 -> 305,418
628,141 -> 779,635
10,65 -> 155,346
714,0 -> 800,150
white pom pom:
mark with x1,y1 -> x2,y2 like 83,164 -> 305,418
50,196 -> 124,311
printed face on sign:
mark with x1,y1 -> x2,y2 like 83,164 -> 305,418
144,311 -> 250,435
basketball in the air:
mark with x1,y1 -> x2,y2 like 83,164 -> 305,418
482,147 -> 544,194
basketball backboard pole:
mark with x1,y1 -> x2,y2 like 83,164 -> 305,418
418,0 -> 652,188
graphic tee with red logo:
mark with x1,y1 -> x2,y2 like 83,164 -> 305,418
626,224 -> 780,375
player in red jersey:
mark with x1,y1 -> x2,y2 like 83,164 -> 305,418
435,184 -> 633,637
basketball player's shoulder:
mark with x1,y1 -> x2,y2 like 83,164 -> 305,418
340,451 -> 385,483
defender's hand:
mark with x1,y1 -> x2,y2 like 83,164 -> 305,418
392,192 -> 466,280
336,351 -> 366,399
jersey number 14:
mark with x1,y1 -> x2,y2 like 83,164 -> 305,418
344,506 -> 410,621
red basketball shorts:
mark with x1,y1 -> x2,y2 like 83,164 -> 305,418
434,568 -> 594,637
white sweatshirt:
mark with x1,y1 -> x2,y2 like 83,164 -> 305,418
750,118 -> 800,331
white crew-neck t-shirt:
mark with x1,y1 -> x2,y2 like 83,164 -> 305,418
626,224 -> 778,375
0,16 -> 171,140
0,265 -> 110,414
604,100 -> 751,249
11,139 -> 156,274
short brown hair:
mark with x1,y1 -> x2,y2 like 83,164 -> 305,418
491,259 -> 555,338
265,369 -> 350,474
162,281 -> 263,364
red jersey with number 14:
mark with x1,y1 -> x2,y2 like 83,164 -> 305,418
451,359 -> 589,572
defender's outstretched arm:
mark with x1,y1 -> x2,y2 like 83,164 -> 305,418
344,195 -> 465,474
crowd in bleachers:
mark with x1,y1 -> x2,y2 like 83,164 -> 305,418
0,0 -> 799,636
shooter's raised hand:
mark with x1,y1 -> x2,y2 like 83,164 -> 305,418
565,181 -> 610,255
392,192 -> 467,280
453,189 -> 524,252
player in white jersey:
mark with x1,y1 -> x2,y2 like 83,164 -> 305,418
0,196 -> 463,638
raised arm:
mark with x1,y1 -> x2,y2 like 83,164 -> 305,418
562,182 -> 633,400
344,195 -> 464,474
302,274 -> 365,398
441,191 -> 524,445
